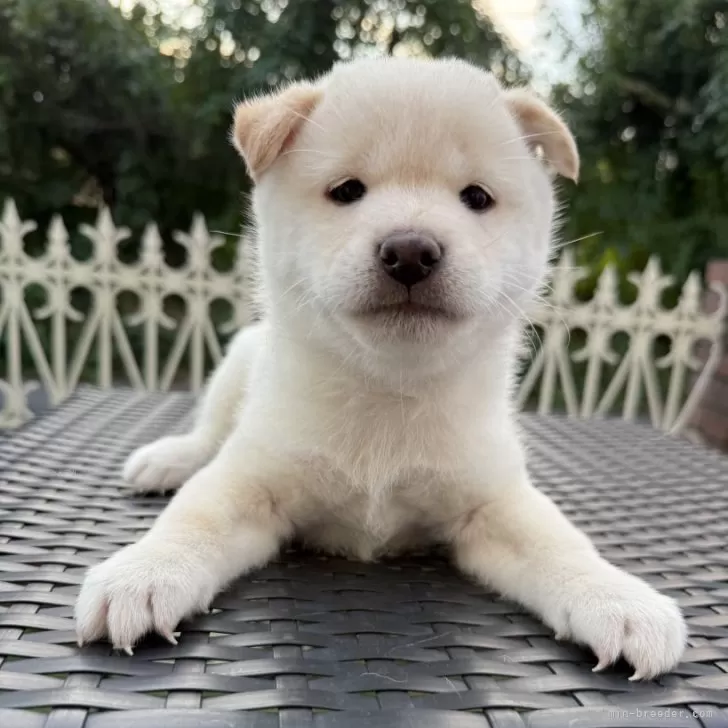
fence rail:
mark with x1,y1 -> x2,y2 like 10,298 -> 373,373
0,199 -> 725,431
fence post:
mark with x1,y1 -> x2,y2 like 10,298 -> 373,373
689,261 -> 728,449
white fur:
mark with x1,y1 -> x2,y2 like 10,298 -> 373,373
76,57 -> 686,678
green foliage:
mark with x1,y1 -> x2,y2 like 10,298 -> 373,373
0,0 -> 180,238
0,0 -> 524,259
554,0 -> 728,286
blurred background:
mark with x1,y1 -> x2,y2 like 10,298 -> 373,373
1,0 -> 726,285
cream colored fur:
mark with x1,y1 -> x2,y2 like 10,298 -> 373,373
76,56 -> 686,679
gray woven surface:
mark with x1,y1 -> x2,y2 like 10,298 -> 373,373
1,388 -> 728,728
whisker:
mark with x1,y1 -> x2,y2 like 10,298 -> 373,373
553,231 -> 603,250
488,290 -> 545,352
503,284 -> 572,343
210,230 -> 244,238
499,270 -> 553,294
499,130 -> 565,146
504,278 -> 558,311
481,232 -> 505,252
286,106 -> 327,133
280,148 -> 332,158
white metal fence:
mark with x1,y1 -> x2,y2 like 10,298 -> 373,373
0,199 -> 725,432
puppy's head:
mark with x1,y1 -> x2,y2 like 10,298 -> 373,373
232,57 -> 578,375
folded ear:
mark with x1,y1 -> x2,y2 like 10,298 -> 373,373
504,89 -> 579,182
232,81 -> 322,180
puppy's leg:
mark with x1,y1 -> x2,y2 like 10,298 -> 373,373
452,481 -> 686,680
77,439 -> 296,651
124,323 -> 263,491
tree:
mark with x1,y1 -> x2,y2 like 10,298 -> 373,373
552,0 -> 728,286
0,0 -> 182,239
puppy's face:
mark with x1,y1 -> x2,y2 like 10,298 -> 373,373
233,58 -> 578,372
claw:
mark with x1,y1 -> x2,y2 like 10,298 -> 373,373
77,636 -> 85,648
122,645 -> 134,657
628,670 -> 646,682
554,630 -> 568,641
592,656 -> 613,673
160,629 -> 178,646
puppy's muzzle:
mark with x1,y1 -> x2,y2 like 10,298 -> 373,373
378,231 -> 442,288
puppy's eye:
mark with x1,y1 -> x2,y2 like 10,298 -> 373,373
327,178 -> 367,205
460,185 -> 494,212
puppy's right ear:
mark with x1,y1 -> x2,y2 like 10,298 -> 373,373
504,89 -> 579,182
232,82 -> 322,180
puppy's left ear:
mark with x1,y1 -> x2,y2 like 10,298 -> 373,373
232,81 -> 322,180
504,89 -> 579,182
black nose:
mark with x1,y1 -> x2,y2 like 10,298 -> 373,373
378,232 -> 442,287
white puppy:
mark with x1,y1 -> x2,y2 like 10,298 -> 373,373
76,56 -> 686,679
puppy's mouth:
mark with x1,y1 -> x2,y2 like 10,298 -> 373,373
354,300 -> 458,321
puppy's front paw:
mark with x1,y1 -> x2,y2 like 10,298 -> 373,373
75,540 -> 213,652
552,567 -> 686,680
123,435 -> 214,492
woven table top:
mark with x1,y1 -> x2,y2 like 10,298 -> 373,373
1,387 -> 727,728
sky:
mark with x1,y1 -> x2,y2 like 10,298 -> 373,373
481,0 -> 582,49
480,0 -> 585,86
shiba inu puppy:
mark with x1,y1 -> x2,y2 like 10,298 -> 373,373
76,56 -> 686,680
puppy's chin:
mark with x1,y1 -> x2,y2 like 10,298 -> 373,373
348,302 -> 462,341
333,299 -> 474,355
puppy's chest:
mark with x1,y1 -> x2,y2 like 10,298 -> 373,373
298,472 -> 439,560
292,453 -> 473,560
287,395 -> 482,558
313,396 -> 467,479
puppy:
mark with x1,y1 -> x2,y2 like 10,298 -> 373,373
76,56 -> 686,679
